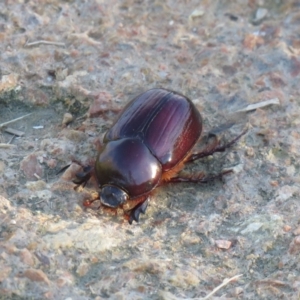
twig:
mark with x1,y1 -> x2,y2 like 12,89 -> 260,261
0,143 -> 16,149
158,274 -> 243,300
35,199 -> 46,205
24,40 -> 65,47
5,127 -> 24,137
0,113 -> 32,129
236,98 -> 280,112
203,274 -> 243,299
8,134 -> 16,144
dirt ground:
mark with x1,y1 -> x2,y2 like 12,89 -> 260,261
0,0 -> 300,299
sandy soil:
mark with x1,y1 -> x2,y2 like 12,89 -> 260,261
0,0 -> 300,299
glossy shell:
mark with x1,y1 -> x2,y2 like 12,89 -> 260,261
104,88 -> 202,170
95,137 -> 162,197
95,88 -> 203,198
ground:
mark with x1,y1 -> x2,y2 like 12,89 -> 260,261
0,0 -> 300,299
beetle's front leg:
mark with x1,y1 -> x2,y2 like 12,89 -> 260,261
124,197 -> 149,224
82,192 -> 100,207
73,165 -> 94,187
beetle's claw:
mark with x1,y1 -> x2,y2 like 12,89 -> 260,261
56,164 -> 71,175
128,199 -> 149,224
72,166 -> 93,186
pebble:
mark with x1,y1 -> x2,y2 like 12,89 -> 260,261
88,91 -> 112,117
24,269 -> 50,285
76,261 -> 90,277
20,153 -> 44,180
0,266 -> 12,282
60,163 -> 82,181
246,147 -> 255,157
215,239 -> 232,250
46,158 -> 57,169
283,225 -> 292,233
289,236 -> 300,255
56,271 -> 74,287
19,248 -> 35,266
252,8 -> 268,25
293,226 -> 300,236
168,268 -> 200,288
25,180 -> 47,191
62,113 -> 73,125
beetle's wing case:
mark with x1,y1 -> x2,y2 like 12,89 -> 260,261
105,88 -> 202,171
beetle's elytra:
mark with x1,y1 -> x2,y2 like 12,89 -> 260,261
73,88 -> 247,224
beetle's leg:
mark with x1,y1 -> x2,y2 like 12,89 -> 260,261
169,169 -> 232,184
187,128 -> 247,162
56,164 -> 71,175
82,193 -> 100,207
73,165 -> 94,187
125,198 -> 149,224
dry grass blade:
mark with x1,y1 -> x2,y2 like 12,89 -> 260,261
24,40 -> 65,47
236,98 -> 280,112
158,274 -> 243,300
0,113 -> 32,129
202,274 -> 243,299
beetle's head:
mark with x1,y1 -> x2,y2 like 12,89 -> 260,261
100,185 -> 129,208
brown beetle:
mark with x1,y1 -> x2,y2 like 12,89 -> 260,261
73,88 -> 246,224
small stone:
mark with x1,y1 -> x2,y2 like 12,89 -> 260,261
56,68 -> 68,81
62,113 -> 73,125
215,239 -> 232,250
289,236 -> 300,255
234,286 -> 244,296
293,226 -> 300,236
43,291 -> 54,299
46,158 -> 57,169
24,268 -> 50,285
189,8 -> 205,20
88,91 -> 113,117
246,147 -> 255,157
252,8 -> 268,25
25,180 -> 47,191
0,266 -> 12,282
56,271 -> 74,287
283,225 -> 292,232
243,33 -> 264,50
64,130 -> 87,142
41,139 -> 75,159
0,74 -> 18,93
76,261 -> 90,277
19,248 -> 35,266
60,163 -> 82,181
20,153 -> 44,180
4,244 -> 18,254
27,88 -> 49,106
270,180 -> 279,187
180,232 -> 201,246
241,222 -> 263,234
168,268 -> 200,288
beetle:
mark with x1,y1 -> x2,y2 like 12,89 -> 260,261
72,88 -> 247,224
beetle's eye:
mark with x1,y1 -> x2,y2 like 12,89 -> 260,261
100,185 -> 128,208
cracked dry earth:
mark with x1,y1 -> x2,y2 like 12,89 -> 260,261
0,0 -> 300,299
